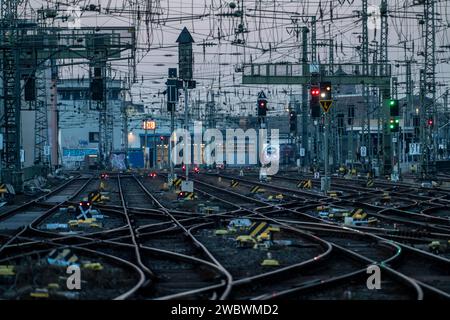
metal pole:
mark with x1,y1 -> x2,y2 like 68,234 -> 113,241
361,0 -> 369,174
122,101 -> 129,167
324,113 -> 329,177
153,128 -> 156,168
419,69 -> 427,178
445,90 -> 449,159
169,108 -> 174,181
301,26 -> 309,169
315,121 -> 319,168
391,132 -> 395,178
322,111 -> 330,193
184,82 -> 189,182
350,118 -> 354,170
144,122 -> 148,170
398,132 -> 402,179
377,91 -> 382,170
50,59 -> 58,170
405,61 -> 413,167
162,136 -> 165,168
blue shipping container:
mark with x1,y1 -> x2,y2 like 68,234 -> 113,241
128,149 -> 144,168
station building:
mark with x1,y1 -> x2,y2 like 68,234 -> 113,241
57,78 -> 125,169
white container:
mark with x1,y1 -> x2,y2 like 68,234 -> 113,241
344,217 -> 354,226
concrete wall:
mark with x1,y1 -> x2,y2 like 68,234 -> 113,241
21,110 -> 36,168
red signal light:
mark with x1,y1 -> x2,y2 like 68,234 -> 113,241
311,87 -> 320,96
427,119 -> 434,126
257,99 -> 268,116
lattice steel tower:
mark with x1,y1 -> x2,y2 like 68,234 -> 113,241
419,0 -> 437,179
1,0 -> 23,189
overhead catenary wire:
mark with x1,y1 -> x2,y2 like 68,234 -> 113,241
18,0 -> 450,117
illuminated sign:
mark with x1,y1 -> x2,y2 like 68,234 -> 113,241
143,120 -> 156,130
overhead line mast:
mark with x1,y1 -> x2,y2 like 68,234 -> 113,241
419,0 -> 437,179
1,0 -> 22,189
362,0 -> 371,172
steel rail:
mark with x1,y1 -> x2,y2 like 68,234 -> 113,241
130,175 -> 234,300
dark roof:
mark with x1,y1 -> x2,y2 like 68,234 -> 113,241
176,27 -> 195,44
399,95 -> 433,105
334,66 -> 348,76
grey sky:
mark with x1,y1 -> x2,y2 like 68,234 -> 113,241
27,0 -> 450,115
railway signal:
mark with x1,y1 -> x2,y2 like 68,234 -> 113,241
318,81 -> 333,193
24,76 -> 36,101
320,82 -> 332,100
257,91 -> 268,117
289,111 -> 297,134
258,99 -> 268,116
311,86 -> 320,97
177,27 -> 194,81
390,118 -> 400,133
166,79 -> 183,112
389,99 -> 400,117
91,67 -> 104,101
310,86 -> 321,118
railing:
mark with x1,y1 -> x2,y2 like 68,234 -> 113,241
243,63 -> 391,78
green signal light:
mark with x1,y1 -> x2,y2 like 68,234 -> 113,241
395,119 -> 400,123
390,100 -> 395,106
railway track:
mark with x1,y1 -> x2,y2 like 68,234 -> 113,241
186,172 -> 450,299
118,175 -> 232,299
0,177 -> 92,234
1,170 -> 448,300
210,173 -> 450,234
0,174 -> 148,300
0,242 -> 143,300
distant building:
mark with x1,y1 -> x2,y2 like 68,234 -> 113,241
57,78 -> 125,168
